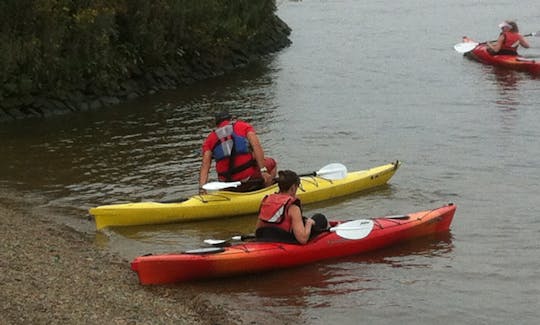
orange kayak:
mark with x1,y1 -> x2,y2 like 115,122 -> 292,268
131,203 -> 456,285
461,37 -> 540,74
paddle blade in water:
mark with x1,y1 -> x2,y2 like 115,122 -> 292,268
454,42 -> 478,54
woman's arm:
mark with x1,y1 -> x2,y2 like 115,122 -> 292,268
519,35 -> 530,48
290,205 -> 314,244
486,34 -> 505,53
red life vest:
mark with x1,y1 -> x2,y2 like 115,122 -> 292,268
501,31 -> 521,54
211,122 -> 254,181
258,193 -> 301,232
202,120 -> 256,181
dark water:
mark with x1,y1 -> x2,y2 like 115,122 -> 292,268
2,0 -> 540,323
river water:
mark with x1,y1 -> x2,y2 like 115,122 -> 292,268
2,1 -> 540,324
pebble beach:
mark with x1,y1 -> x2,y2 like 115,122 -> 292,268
0,190 -> 238,325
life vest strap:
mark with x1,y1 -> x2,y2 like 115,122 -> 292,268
217,159 -> 256,180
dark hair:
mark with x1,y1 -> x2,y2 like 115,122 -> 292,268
277,170 -> 300,192
507,21 -> 518,32
214,111 -> 232,125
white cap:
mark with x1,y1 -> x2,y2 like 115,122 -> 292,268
498,21 -> 511,29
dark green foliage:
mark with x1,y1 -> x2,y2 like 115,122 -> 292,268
0,0 -> 279,101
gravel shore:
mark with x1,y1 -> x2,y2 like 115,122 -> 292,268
0,192 -> 238,325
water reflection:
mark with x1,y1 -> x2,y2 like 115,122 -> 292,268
114,213 -> 257,243
0,59 -> 280,214
351,231 -> 454,263
171,231 -> 454,323
491,68 -> 522,110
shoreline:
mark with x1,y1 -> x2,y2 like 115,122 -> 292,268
0,13 -> 291,123
0,191 -> 238,324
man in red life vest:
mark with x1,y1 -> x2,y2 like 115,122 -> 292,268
198,111 -> 277,194
487,20 -> 530,55
256,170 -> 328,244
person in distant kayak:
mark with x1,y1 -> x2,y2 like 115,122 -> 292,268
255,170 -> 328,244
199,111 -> 277,194
487,20 -> 530,55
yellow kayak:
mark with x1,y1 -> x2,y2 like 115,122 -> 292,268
90,161 -> 400,230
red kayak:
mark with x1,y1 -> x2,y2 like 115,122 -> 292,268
131,203 -> 456,285
457,37 -> 540,75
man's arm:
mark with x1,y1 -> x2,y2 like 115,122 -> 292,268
198,150 -> 213,194
246,131 -> 273,186
246,131 -> 266,170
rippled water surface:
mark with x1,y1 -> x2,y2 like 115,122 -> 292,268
2,0 -> 540,323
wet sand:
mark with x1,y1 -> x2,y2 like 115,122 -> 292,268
0,190 -> 238,324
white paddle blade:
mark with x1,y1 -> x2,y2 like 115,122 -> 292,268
316,163 -> 348,180
202,181 -> 242,191
204,239 -> 227,245
454,42 -> 478,54
330,219 -> 374,240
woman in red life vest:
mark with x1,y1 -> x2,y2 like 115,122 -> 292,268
487,20 -> 530,55
199,111 -> 277,194
256,170 -> 328,244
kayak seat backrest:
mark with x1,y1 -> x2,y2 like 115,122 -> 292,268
255,227 -> 300,244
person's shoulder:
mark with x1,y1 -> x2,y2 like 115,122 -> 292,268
234,120 -> 255,132
205,130 -> 218,140
202,131 -> 217,148
288,202 -> 301,214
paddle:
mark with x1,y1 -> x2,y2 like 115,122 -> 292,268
202,181 -> 242,191
204,234 -> 256,246
204,218 -> 374,246
202,163 -> 348,191
329,219 -> 374,240
454,42 -> 479,54
454,31 -> 540,54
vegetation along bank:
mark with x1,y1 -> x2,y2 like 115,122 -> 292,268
0,0 -> 291,122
